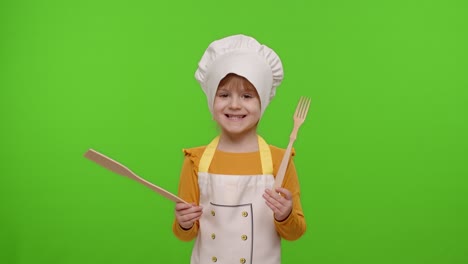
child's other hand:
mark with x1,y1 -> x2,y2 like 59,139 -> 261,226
175,202 -> 203,230
263,188 -> 293,222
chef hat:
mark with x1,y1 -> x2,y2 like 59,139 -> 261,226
195,34 -> 284,116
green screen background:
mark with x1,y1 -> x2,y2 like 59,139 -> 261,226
1,0 -> 467,263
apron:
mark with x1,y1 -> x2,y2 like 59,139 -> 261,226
191,135 -> 281,264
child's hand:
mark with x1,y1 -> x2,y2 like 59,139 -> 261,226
263,188 -> 293,222
175,202 -> 203,230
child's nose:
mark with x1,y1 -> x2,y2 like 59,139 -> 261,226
229,97 -> 241,108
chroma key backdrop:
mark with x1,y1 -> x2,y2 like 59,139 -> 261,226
1,0 -> 467,263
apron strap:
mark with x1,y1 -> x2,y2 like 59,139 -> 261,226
198,136 -> 219,173
199,135 -> 273,175
258,136 -> 273,175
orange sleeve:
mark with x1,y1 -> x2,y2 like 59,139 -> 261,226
172,148 -> 203,241
271,147 -> 307,241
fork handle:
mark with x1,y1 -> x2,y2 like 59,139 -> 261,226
274,139 -> 295,189
289,125 -> 300,141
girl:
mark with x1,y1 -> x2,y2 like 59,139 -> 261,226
173,35 -> 306,264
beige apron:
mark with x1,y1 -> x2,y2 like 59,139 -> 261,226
191,135 -> 281,264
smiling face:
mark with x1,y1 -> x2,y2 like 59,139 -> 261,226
213,73 -> 261,139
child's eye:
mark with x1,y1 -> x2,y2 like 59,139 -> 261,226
242,94 -> 253,99
218,93 -> 229,98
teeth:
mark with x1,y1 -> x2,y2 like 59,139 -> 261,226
227,115 -> 245,119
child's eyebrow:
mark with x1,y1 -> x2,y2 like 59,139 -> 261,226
217,85 -> 233,91
241,86 -> 257,93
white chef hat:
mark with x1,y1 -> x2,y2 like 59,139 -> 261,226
195,34 -> 284,116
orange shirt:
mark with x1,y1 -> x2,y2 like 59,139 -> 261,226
173,145 -> 306,241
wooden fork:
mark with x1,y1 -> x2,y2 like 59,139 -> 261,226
274,96 -> 311,189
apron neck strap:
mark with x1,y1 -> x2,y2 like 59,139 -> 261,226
199,135 -> 273,175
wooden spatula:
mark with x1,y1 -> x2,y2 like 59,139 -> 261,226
84,149 -> 188,204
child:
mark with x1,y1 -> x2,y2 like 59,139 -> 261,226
173,35 -> 306,264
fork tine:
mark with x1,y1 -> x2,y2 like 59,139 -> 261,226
297,97 -> 304,117
300,97 -> 307,117
302,97 -> 310,119
294,96 -> 311,119
294,97 -> 302,117
296,96 -> 310,119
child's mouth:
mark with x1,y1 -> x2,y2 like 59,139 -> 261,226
225,114 -> 246,120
